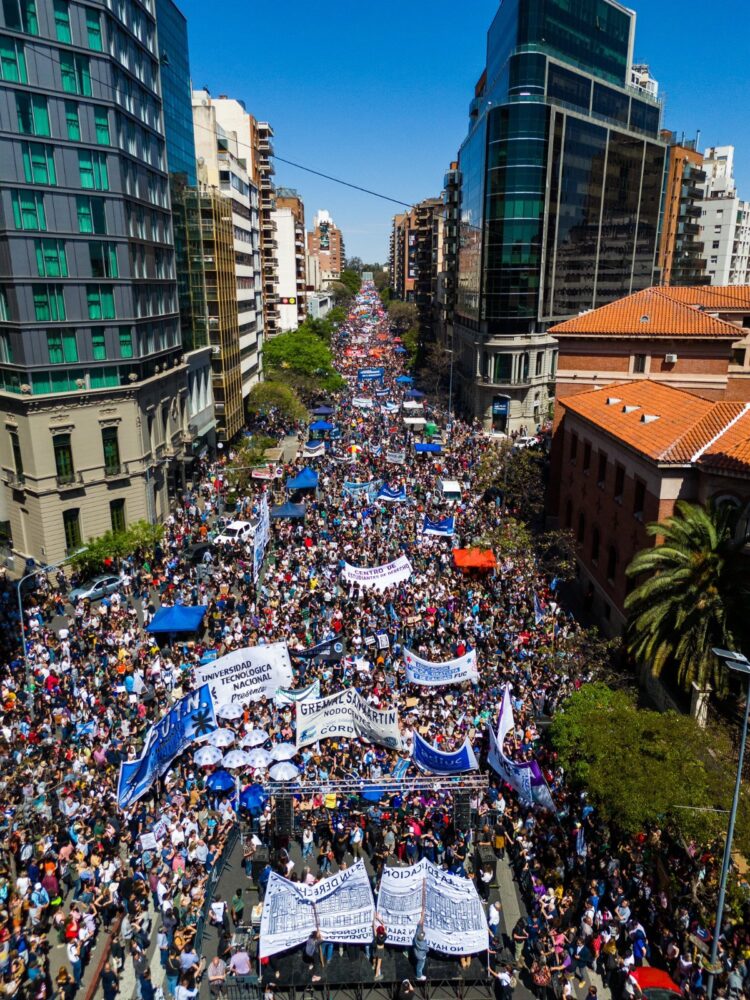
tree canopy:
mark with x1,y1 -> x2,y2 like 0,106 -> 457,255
245,380 -> 308,424
387,300 -> 418,333
475,441 -> 546,524
70,521 -> 164,576
550,682 -> 750,854
224,435 -> 277,493
262,327 -> 345,395
625,500 -> 750,696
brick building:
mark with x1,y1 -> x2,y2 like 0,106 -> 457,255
556,380 -> 750,633
551,285 -> 750,407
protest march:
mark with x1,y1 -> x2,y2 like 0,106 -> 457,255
1,281 -> 742,1000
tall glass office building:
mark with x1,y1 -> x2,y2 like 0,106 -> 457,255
455,0 -> 666,431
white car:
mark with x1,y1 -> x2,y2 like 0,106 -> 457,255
213,520 -> 255,545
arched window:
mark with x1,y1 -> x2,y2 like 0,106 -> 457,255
606,545 -> 618,583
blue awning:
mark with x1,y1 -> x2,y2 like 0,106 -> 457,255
414,443 -> 442,454
146,605 -> 208,634
286,468 -> 319,490
395,375 -> 414,384
270,502 -> 306,519
309,420 -> 334,432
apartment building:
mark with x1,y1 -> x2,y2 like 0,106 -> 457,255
699,146 -> 750,286
0,0 -> 195,563
273,187 -> 306,330
307,209 -> 344,287
657,133 -> 709,287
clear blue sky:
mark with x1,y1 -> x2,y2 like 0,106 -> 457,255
178,0 -> 750,263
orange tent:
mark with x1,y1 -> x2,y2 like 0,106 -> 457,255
452,548 -> 497,572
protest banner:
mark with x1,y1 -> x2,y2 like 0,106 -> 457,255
253,494 -> 270,584
487,725 -> 534,804
377,484 -> 407,502
422,515 -> 455,537
376,858 -> 488,954
117,685 -> 216,809
296,689 -> 402,750
194,642 -> 293,706
386,449 -> 406,464
342,554 -> 413,591
274,679 -> 320,706
404,649 -> 478,687
304,442 -> 326,459
352,397 -> 374,409
260,860 -> 374,957
411,732 -> 478,774
289,638 -> 346,662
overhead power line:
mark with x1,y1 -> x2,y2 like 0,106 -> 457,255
272,155 -> 413,208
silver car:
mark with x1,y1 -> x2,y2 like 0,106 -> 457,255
69,574 -> 121,602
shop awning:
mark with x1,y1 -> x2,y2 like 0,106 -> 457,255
147,605 -> 208,634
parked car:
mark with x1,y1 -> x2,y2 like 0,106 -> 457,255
213,520 -> 255,546
69,574 -> 121,603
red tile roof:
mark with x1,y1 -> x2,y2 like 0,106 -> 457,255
549,287 -> 745,338
560,380 -> 748,463
660,286 -> 750,310
698,410 -> 750,475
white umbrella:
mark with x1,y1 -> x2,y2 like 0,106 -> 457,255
245,748 -> 273,769
194,745 -> 223,767
217,702 -> 243,721
269,762 -> 299,782
222,749 -> 251,769
271,743 -> 298,761
206,729 -> 235,749
240,730 -> 268,748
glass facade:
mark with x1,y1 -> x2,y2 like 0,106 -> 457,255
155,0 -> 208,351
457,0 -> 665,334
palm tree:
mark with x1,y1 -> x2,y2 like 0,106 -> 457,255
624,500 -> 750,697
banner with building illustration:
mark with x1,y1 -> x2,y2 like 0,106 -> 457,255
259,859 -> 374,957
376,857 -> 489,954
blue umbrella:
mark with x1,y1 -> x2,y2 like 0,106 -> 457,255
240,785 -> 268,811
309,420 -> 334,432
206,769 -> 234,793
396,375 -> 413,384
394,346 -> 407,354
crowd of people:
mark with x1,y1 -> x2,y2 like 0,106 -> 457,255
0,283 -> 745,1000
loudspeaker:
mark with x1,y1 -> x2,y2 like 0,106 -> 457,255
276,796 -> 294,838
251,846 -> 269,881
454,790 -> 472,831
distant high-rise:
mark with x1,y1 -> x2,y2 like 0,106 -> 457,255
273,188 -> 307,330
454,0 -> 667,432
698,146 -> 750,286
657,132 -> 709,287
307,210 -> 344,286
0,0 -> 194,561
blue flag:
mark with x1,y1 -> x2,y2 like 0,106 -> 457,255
534,594 -> 545,625
377,483 -> 407,502
422,515 -> 455,537
117,685 -> 217,810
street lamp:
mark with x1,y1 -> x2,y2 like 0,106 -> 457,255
16,549 -> 86,720
706,647 -> 750,998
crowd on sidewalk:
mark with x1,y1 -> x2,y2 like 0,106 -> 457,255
0,283 -> 745,1000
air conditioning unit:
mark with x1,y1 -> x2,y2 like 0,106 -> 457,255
665,353 -> 678,364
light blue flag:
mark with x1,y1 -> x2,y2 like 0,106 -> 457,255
422,515 -> 455,537
412,731 -> 478,774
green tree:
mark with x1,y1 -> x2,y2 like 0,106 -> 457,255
625,501 -> 750,696
224,435 -> 277,492
70,521 -> 164,576
246,381 -> 308,424
338,269 -> 362,296
263,328 -> 342,389
420,341 -> 452,394
550,682 -> 739,846
330,281 -> 354,306
388,300 -> 418,333
345,256 -> 363,274
475,442 -> 545,524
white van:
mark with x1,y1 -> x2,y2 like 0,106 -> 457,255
437,479 -> 462,504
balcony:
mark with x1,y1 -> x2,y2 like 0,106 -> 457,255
104,463 -> 128,479
3,470 -> 25,488
56,471 -> 83,489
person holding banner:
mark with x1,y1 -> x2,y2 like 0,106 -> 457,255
412,924 -> 429,981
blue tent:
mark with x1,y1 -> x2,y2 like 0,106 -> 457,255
309,420 -> 334,432
286,468 -> 319,490
414,443 -> 442,454
405,389 -> 426,399
396,375 -> 413,385
312,405 -> 334,415
394,346 -> 407,354
206,769 -> 235,793
270,502 -> 305,519
146,605 -> 207,634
